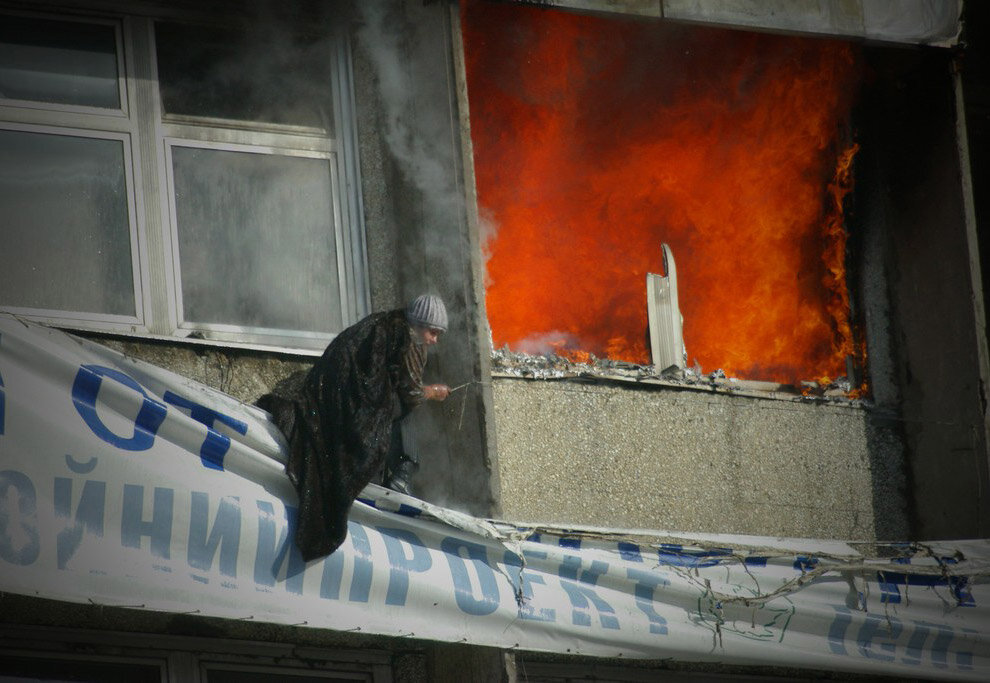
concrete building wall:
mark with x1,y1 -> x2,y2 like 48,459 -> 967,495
350,0 -> 496,517
854,45 -> 990,541
48,0 -> 987,561
470,11 -> 990,545
542,0 -> 962,45
4,2 -> 989,682
76,0 -> 499,519
492,379 -> 908,541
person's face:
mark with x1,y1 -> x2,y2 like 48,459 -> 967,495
416,326 -> 442,346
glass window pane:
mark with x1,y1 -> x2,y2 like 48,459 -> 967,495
0,15 -> 120,109
0,655 -> 161,682
0,129 -> 135,316
155,21 -> 334,131
171,146 -> 341,333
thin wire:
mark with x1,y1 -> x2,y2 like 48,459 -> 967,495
458,388 -> 468,430
448,380 -> 491,393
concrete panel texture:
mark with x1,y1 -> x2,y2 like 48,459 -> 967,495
663,0 -> 864,37
493,378 -> 907,541
349,0 -> 496,517
88,335 -> 310,405
855,48 -> 990,540
557,0 -> 959,45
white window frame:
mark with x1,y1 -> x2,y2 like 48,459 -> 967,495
0,10 -> 128,117
161,138 -> 348,349
0,2 -> 369,355
0,120 -> 146,327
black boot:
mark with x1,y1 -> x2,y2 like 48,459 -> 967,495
384,452 -> 418,495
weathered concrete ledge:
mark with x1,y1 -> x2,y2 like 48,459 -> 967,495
492,377 -> 908,541
526,0 -> 961,46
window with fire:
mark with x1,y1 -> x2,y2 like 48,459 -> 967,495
461,0 -> 866,391
0,3 -> 366,353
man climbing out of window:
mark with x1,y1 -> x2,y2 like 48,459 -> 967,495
257,294 -> 450,561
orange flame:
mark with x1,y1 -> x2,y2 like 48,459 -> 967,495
821,142 -> 868,395
462,1 -> 863,385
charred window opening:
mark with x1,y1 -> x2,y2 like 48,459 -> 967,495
462,0 -> 869,397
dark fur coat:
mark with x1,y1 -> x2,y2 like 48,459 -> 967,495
257,309 -> 425,561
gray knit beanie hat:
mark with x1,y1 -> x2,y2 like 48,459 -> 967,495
405,294 -> 448,332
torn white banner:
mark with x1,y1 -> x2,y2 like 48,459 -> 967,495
1,314 -> 987,680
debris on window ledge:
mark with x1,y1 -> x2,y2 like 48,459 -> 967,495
491,346 -> 866,406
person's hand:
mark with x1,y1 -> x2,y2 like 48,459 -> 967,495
424,384 -> 450,401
